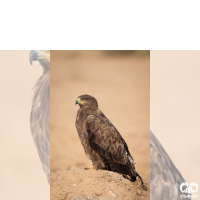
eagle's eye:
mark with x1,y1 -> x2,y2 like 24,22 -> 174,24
83,98 -> 89,101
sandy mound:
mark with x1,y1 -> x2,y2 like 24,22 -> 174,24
50,168 -> 150,200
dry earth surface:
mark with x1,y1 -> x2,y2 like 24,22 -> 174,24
51,168 -> 150,200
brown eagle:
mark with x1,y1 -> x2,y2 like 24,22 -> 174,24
75,94 -> 142,183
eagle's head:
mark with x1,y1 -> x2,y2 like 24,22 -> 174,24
29,50 -> 50,74
29,50 -> 50,65
75,94 -> 98,108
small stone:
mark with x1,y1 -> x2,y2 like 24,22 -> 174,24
110,190 -> 116,197
70,167 -> 77,170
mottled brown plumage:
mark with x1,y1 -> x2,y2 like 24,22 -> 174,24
75,94 -> 142,182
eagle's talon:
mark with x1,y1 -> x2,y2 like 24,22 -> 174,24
85,165 -> 94,170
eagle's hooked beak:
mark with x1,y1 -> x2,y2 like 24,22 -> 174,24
75,98 -> 87,105
29,50 -> 50,65
75,99 -> 79,105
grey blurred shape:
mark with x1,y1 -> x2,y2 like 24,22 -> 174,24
150,130 -> 191,200
29,50 -> 50,184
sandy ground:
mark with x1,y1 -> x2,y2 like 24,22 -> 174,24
0,51 -> 49,200
151,51 -> 200,186
51,168 -> 150,200
50,51 -> 150,199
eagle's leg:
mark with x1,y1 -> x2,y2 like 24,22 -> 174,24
85,149 -> 105,170
99,155 -> 112,171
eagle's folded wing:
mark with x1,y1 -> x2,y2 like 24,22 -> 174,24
85,114 -> 129,165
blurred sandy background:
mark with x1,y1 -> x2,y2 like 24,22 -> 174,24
151,51 -> 200,187
0,51 -> 49,200
50,50 -> 150,181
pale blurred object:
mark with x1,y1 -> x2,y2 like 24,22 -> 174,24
150,130 -> 189,200
0,50 -> 49,200
29,50 -> 50,183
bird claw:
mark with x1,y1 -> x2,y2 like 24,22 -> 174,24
85,165 -> 94,170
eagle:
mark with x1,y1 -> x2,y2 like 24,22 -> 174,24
29,50 -> 50,184
75,94 -> 142,183
150,130 -> 190,199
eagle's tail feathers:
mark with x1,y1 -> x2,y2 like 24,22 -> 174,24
131,172 -> 143,184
